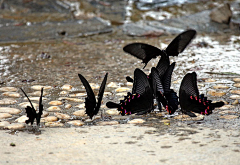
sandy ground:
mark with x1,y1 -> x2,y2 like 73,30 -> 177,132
0,124 -> 240,165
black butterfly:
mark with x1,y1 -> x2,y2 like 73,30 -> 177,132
123,29 -> 196,68
20,88 -> 43,125
106,68 -> 153,115
179,72 -> 224,117
78,73 -> 108,119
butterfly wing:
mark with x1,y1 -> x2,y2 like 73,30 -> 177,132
123,43 -> 164,69
126,76 -> 134,83
20,88 -> 37,125
95,73 -> 108,116
162,62 -> 175,93
155,53 -> 170,79
78,74 -> 96,119
36,87 -> 43,125
166,29 -> 196,56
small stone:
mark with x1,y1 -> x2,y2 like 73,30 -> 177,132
47,106 -> 61,112
172,80 -> 181,84
0,107 -> 21,114
60,91 -> 69,95
174,114 -> 204,121
233,78 -> 240,82
127,119 -> 146,124
31,85 -> 52,90
234,83 -> 240,88
0,113 -> 12,119
85,119 -> 93,122
48,100 -> 63,105
105,109 -> 120,115
62,84 -> 72,90
126,82 -> 133,86
5,123 -> 25,130
230,90 -> 240,95
89,83 -> 99,90
2,92 -> 21,98
0,121 -> 10,128
15,115 -> 28,123
67,120 -> 84,126
218,105 -> 235,110
23,97 -> 47,101
205,79 -> 216,82
73,110 -> 86,117
54,112 -> 71,120
0,98 -> 17,105
19,102 -> 38,109
207,90 -> 226,97
220,115 -> 238,120
230,95 -> 240,100
65,104 -> 72,109
116,92 -> 128,96
210,3 -> 232,24
97,121 -> 119,126
232,100 -> 239,105
75,104 -> 85,109
0,87 -> 18,92
103,92 -> 112,96
69,93 -> 86,97
45,122 -> 64,127
213,85 -> 229,89
107,82 -> 119,88
42,111 -> 49,117
42,116 -> 58,122
58,97 -> 84,102
30,91 -> 48,96
160,119 -> 170,123
115,87 -> 131,92
218,110 -> 236,115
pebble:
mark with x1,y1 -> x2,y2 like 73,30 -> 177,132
232,100 -> 239,105
65,104 -> 72,109
73,110 -> 86,117
48,100 -> 63,105
5,123 -> 25,130
103,92 -> 112,96
47,106 -> 61,112
0,107 -> 21,114
0,113 -> 12,119
59,91 -> 69,95
0,98 -> 17,105
58,97 -> 84,102
42,111 -> 49,117
31,85 -> 52,90
218,105 -> 235,110
172,79 -> 181,84
54,112 -> 71,120
233,78 -> 240,82
207,90 -> 226,97
230,95 -> 240,100
234,83 -> 240,88
0,87 -> 18,92
75,104 -> 85,109
105,109 -> 119,115
220,115 -> 239,120
116,92 -> 128,96
112,116 -> 130,120
213,84 -> 229,89
115,87 -> 131,92
19,102 -> 38,109
67,120 -> 84,126
89,83 -> 100,90
0,121 -> 10,128
107,82 -> 119,88
41,116 -> 58,122
126,82 -> 133,86
15,115 -> 28,123
174,114 -> 204,121
2,92 -> 21,98
210,3 -> 232,24
218,110 -> 236,115
127,119 -> 146,124
30,91 -> 48,96
97,121 -> 119,126
45,122 -> 64,127
230,90 -> 240,95
24,97 -> 47,101
205,79 -> 216,82
62,84 -> 73,90
69,93 -> 86,97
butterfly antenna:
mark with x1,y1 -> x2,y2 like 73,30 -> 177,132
143,63 -> 147,69
20,88 -> 36,111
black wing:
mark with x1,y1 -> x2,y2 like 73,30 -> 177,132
126,76 -> 134,83
123,43 -> 164,69
78,74 -> 96,119
179,72 -> 224,116
36,87 -> 43,125
162,62 -> 175,93
95,73 -> 108,116
20,88 -> 37,125
166,29 -> 196,56
155,53 -> 170,79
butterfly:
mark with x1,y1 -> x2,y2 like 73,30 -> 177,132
106,68 -> 153,115
78,73 -> 108,119
123,29 -> 196,68
20,88 -> 43,125
179,72 -> 224,117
